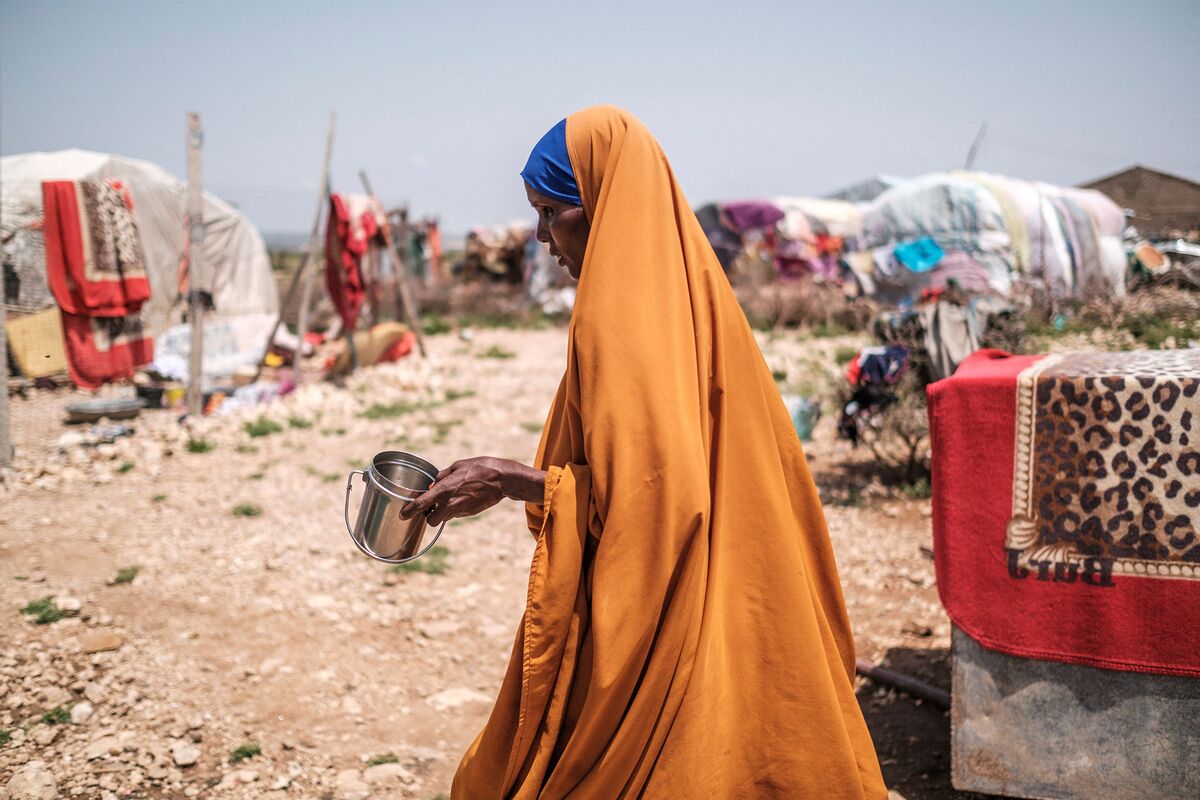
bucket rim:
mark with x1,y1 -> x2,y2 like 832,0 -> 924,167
369,450 -> 439,497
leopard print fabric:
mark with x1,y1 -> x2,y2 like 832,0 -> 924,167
1007,350 -> 1200,580
78,179 -> 146,283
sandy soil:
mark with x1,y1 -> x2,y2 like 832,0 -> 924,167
0,328 -> 990,799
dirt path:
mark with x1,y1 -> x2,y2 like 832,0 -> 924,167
0,328 -> 986,799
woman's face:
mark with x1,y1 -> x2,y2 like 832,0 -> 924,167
525,184 -> 590,280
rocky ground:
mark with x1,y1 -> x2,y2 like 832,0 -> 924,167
0,328 -> 981,799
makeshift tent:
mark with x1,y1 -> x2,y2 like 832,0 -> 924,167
1,149 -> 278,339
859,171 -> 1126,300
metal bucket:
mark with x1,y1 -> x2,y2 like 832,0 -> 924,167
344,451 -> 447,563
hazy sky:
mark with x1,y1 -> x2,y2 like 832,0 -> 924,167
3,0 -> 1198,235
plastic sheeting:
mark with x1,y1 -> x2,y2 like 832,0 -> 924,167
862,173 -> 1014,294
863,171 -> 1126,299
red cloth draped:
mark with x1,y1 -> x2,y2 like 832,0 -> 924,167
60,313 -> 154,390
41,180 -> 153,388
42,180 -> 150,317
927,350 -> 1200,677
325,193 -> 380,330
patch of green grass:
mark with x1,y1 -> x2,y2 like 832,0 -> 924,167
186,438 -> 215,454
829,489 -> 865,508
152,493 -> 167,503
288,416 -> 313,429
20,597 -> 65,625
249,472 -> 265,481
432,420 -> 462,445
771,369 -> 788,383
901,478 -> 932,500
320,427 -> 348,437
390,545 -> 450,576
229,741 -> 261,763
421,314 -> 453,336
361,400 -> 424,420
366,752 -> 399,766
478,345 -> 516,360
244,416 -> 284,438
117,461 -> 135,474
1121,312 -> 1200,349
834,346 -> 859,366
444,389 -> 475,402
232,504 -> 263,518
235,443 -> 259,454
520,421 -> 544,434
41,706 -> 71,725
810,322 -> 852,338
114,566 -> 140,585
0,729 -> 11,745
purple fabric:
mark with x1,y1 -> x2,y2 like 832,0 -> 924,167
721,201 -> 785,234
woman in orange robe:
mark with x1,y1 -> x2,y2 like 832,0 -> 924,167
402,106 -> 886,799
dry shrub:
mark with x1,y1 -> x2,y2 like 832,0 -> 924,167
734,281 -> 876,332
853,371 -> 931,484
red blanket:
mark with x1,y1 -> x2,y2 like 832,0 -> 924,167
325,193 -> 382,330
927,350 -> 1200,677
60,312 -> 154,390
43,180 -> 150,317
42,180 -> 153,388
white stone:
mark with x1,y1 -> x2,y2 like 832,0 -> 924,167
3,760 -> 57,800
37,685 -> 71,707
54,596 -> 83,613
425,687 -> 492,712
362,762 -> 415,786
69,701 -> 94,724
305,594 -> 337,609
417,621 -> 464,639
340,695 -> 363,715
31,725 -> 59,747
335,769 -> 369,800
85,735 -> 122,760
171,742 -> 200,767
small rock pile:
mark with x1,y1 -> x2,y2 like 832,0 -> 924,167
1,356 -> 449,498
0,587 -> 451,798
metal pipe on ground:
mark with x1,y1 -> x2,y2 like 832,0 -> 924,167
855,659 -> 951,710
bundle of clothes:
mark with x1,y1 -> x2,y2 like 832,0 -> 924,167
837,285 -> 1015,445
836,345 -> 910,444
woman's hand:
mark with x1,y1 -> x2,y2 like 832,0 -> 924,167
399,457 -> 547,527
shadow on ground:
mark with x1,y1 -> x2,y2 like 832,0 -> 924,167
856,647 -> 996,800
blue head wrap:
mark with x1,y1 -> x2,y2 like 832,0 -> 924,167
520,118 -> 582,206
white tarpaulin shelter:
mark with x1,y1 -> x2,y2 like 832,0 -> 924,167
1,149 -> 278,336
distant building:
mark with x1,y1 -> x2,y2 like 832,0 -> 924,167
1080,165 -> 1200,237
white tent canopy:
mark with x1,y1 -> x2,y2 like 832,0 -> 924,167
1,149 -> 278,336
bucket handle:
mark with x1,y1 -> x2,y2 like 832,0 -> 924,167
344,469 -> 367,538
344,468 -> 449,564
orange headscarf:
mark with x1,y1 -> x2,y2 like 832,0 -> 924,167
453,106 -> 886,799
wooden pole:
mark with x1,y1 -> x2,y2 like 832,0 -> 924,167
254,111 -> 336,383
358,170 -> 426,357
0,294 -> 11,468
185,113 -> 206,417
0,64 -> 10,467
964,121 -> 988,171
